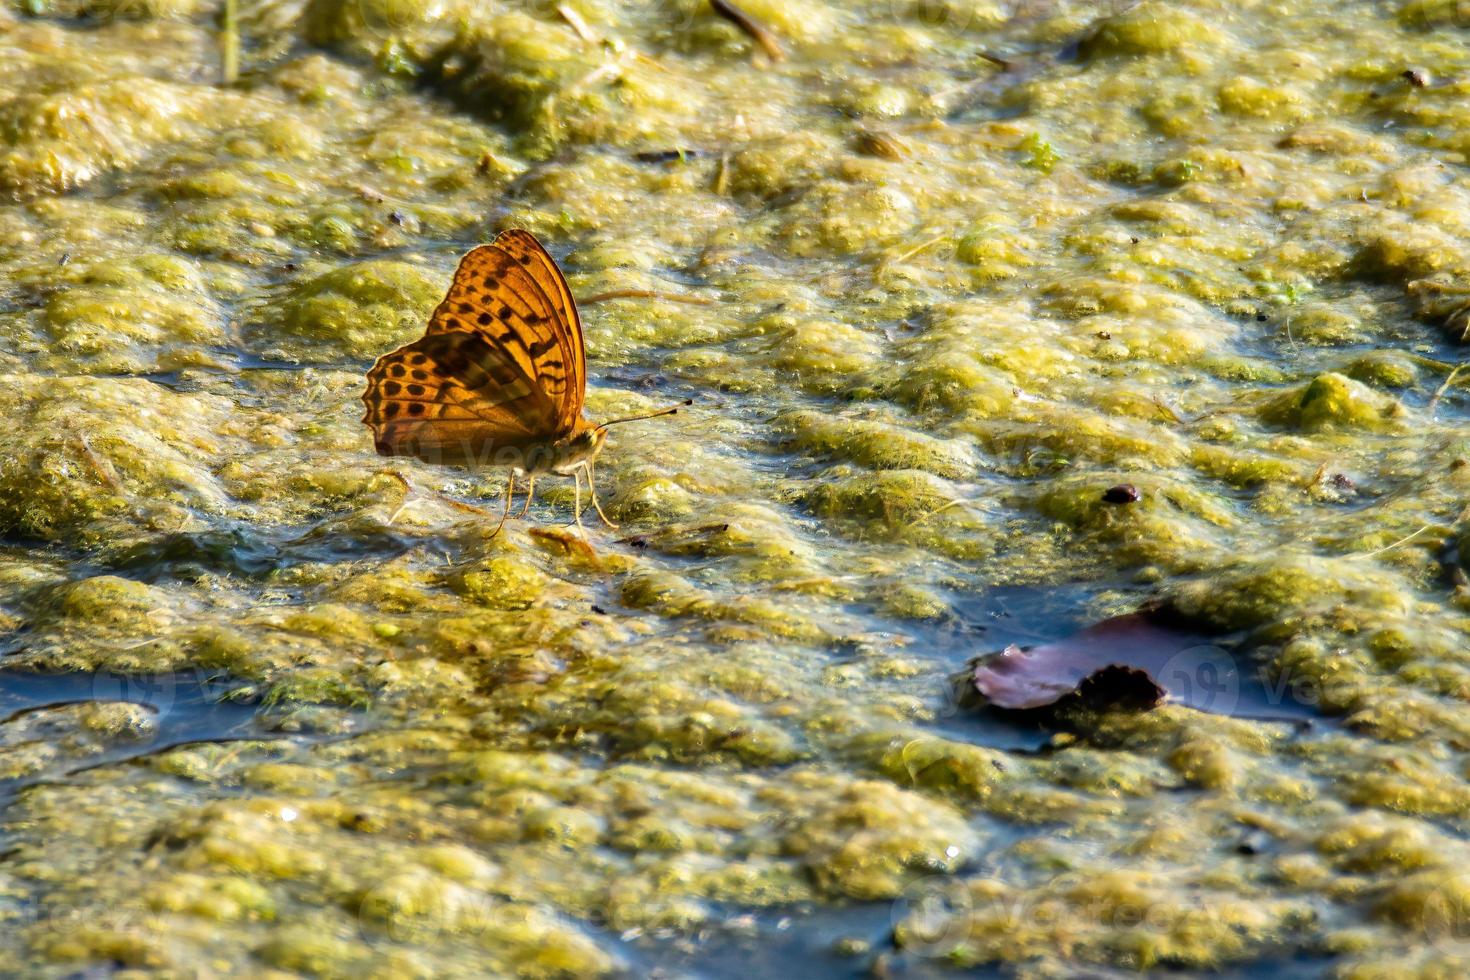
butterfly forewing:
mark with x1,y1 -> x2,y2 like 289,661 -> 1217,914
424,239 -> 582,424
363,231 -> 591,468
489,229 -> 587,429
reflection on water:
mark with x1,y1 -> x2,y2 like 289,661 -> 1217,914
620,900 -> 1338,979
0,669 -> 262,807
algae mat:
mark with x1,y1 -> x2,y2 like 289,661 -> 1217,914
2,0 -> 1470,976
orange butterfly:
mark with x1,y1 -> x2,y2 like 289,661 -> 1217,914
361,229 -> 687,533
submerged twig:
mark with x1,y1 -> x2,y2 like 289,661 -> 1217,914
581,289 -> 714,306
373,469 -> 411,494
1349,523 -> 1436,561
905,498 -> 976,531
1348,505 -> 1470,562
220,0 -> 239,86
889,236 -> 948,267
529,526 -> 599,562
556,3 -> 597,43
1149,397 -> 1185,425
873,235 -> 948,281
1428,362 -> 1469,418
75,433 -> 123,493
376,469 -> 494,525
711,0 -> 784,61
714,151 -> 731,195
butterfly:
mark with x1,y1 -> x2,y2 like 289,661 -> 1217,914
361,229 -> 687,533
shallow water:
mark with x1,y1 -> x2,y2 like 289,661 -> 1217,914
5,0 -> 1470,976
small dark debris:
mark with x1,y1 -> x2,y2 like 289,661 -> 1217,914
634,149 -> 701,164
57,252 -> 70,267
1102,483 -> 1141,504
627,536 -> 649,550
1129,236 -> 1139,244
591,604 -> 607,615
1327,472 -> 1356,492
1256,312 -> 1268,322
1095,330 -> 1112,340
1404,68 -> 1431,88
1072,665 -> 1166,711
389,210 -> 406,226
853,131 -> 907,160
283,262 -> 298,273
711,0 -> 784,61
1236,831 -> 1270,856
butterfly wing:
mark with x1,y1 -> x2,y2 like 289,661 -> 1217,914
423,235 -> 583,430
489,229 -> 587,430
362,331 -> 550,468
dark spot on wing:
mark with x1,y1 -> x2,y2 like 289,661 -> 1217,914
408,403 -> 425,415
384,381 -> 401,395
407,384 -> 425,396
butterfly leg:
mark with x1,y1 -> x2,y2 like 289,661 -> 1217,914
586,462 -> 619,529
517,475 -> 536,518
571,467 -> 586,533
490,472 -> 514,539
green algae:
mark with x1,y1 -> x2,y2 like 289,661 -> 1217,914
273,259 -> 445,359
0,77 -> 237,199
1261,372 -> 1409,433
3,0 -> 1470,977
1080,2 -> 1227,59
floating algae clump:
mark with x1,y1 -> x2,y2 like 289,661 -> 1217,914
301,0 -> 467,51
272,259 -> 443,359
1260,372 -> 1407,432
0,375 -> 233,545
0,77 -> 234,199
772,409 -> 979,479
1079,1 -> 1227,58
780,777 -> 979,900
41,255 -> 226,373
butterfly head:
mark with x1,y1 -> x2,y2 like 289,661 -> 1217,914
541,422 -> 607,475
567,424 -> 608,460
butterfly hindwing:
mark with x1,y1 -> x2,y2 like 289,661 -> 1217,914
362,332 -> 553,467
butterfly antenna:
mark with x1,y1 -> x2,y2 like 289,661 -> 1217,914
595,398 -> 693,431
